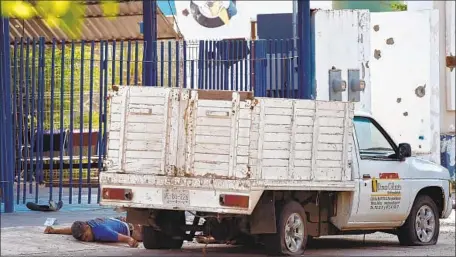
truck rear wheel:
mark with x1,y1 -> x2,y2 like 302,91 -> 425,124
142,211 -> 185,250
398,195 -> 440,246
264,201 -> 308,256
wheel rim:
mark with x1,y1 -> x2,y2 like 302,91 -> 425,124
415,205 -> 436,243
284,213 -> 305,253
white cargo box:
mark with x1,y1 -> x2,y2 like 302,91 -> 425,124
101,87 -> 356,213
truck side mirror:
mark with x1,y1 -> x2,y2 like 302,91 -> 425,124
398,143 -> 412,159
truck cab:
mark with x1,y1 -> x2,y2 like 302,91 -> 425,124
344,112 -> 452,232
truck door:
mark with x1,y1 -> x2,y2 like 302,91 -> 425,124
351,116 -> 411,224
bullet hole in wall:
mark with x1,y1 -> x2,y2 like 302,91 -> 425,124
374,50 -> 382,60
373,25 -> 380,32
397,98 -> 402,103
386,38 -> 395,45
403,112 -> 408,116
415,85 -> 426,97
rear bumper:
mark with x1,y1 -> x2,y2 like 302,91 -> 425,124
99,172 -> 263,215
99,172 -> 356,215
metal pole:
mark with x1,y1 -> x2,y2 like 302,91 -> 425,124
0,16 -> 15,213
292,0 -> 298,46
143,0 -> 158,86
297,0 -> 312,99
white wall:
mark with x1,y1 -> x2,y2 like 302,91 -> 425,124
407,1 -> 456,133
174,1 -> 332,40
369,10 -> 441,164
436,1 -> 456,133
313,10 -> 371,112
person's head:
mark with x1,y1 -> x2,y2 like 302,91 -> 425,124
71,221 -> 94,242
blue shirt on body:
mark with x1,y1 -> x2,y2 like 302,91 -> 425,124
86,217 -> 129,242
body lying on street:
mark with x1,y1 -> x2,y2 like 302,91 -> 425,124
44,216 -> 142,248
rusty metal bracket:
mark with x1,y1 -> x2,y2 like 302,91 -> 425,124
446,54 -> 455,72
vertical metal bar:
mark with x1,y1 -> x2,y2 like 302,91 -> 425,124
23,38 -> 30,203
252,40 -> 259,96
259,40 -> 265,97
286,39 -> 292,98
268,40 -> 273,97
134,40 -> 139,85
190,59 -> 195,89
216,41 -> 220,90
168,41 -> 171,88
69,41 -> 75,204
261,40 -> 267,97
12,39 -> 18,204
0,17 -> 15,212
126,40 -> 132,85
37,37 -> 45,194
160,41 -> 164,87
96,41 -> 104,203
17,38 -> 25,204
30,38 -> 36,195
119,40 -> 124,85
183,40 -> 187,89
274,39 -> 279,98
49,39 -> 57,202
87,40 -> 96,203
280,39 -> 285,98
297,0 -> 312,99
78,40 -> 85,204
198,40 -> 204,90
211,41 -> 215,90
239,41 -> 244,91
112,40 -> 116,86
143,0 -> 158,87
229,41 -> 234,91
223,41 -> 228,90
100,42 -> 108,203
246,40 -> 250,92
175,40 -> 180,88
142,41 -> 146,86
58,40 -> 65,202
204,40 -> 208,89
310,12 -> 316,99
291,39 -> 296,99
235,40 -> 239,91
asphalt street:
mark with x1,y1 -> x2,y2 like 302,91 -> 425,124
1,207 -> 454,256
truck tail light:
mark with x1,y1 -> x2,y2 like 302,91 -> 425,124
219,194 -> 249,208
102,188 -> 133,201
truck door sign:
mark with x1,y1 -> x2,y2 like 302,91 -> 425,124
370,173 -> 402,210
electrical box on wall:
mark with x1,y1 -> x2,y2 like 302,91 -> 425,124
348,69 -> 366,102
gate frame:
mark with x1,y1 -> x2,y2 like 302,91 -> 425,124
1,16 -> 15,213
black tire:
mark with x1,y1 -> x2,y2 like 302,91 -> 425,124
142,211 -> 185,250
263,201 -> 308,256
398,195 -> 440,246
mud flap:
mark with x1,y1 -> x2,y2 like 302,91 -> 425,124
249,191 -> 276,234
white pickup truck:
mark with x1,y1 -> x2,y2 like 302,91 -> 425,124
100,86 -> 452,256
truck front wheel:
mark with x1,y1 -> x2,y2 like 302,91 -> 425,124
398,195 -> 440,246
264,201 -> 308,256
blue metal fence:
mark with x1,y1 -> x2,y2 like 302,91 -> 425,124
1,37 -> 298,212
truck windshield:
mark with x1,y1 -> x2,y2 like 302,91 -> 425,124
353,116 -> 396,158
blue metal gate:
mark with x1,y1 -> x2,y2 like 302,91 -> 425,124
1,36 -> 298,212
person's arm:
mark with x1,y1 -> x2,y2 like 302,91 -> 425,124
44,226 -> 72,235
95,226 -> 138,248
118,233 -> 139,248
